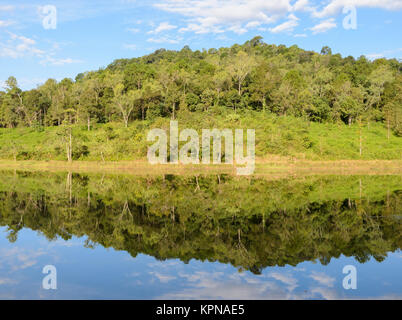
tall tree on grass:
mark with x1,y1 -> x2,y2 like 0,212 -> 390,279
38,79 -> 58,126
249,61 -> 278,112
382,75 -> 402,138
228,51 -> 256,99
212,70 -> 231,107
1,77 -> 31,128
273,70 -> 305,116
112,83 -> 139,128
158,63 -> 180,119
49,78 -> 73,126
74,76 -> 104,130
140,79 -> 162,120
23,89 -> 44,127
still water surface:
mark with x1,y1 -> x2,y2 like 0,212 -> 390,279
0,171 -> 400,299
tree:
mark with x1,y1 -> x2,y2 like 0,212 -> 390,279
38,79 -> 58,126
48,78 -> 73,126
23,89 -> 44,127
212,70 -> 231,107
0,37 -> 400,138
73,76 -> 104,130
321,46 -> 332,55
141,79 -> 162,120
124,63 -> 154,91
111,83 -> 139,127
228,51 -> 256,99
249,61 -> 278,112
158,64 -> 180,119
1,77 -> 34,127
273,70 -> 305,116
382,75 -> 402,137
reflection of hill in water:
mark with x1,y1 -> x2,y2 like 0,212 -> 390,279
0,171 -> 400,274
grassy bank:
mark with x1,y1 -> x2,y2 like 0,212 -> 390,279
0,111 -> 401,162
0,159 -> 400,177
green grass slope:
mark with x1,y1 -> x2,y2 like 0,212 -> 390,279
0,111 -> 400,161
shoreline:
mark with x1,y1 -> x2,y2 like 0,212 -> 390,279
0,159 -> 400,177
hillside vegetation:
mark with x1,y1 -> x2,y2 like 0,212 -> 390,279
0,37 -> 401,161
0,111 -> 400,161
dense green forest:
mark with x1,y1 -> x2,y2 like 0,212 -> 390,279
1,37 -> 401,132
0,171 -> 400,273
1,37 -> 401,161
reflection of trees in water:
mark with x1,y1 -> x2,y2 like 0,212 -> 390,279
0,171 -> 400,274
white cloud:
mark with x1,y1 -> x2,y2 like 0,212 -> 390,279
127,27 -> 141,34
0,247 -> 46,272
312,0 -> 402,18
269,14 -> 299,34
154,0 -> 402,36
40,57 -> 83,66
0,20 -> 14,27
149,272 -> 177,283
123,43 -> 137,50
147,36 -> 182,44
309,18 -> 337,34
157,271 -> 314,300
292,0 -> 313,12
228,24 -> 248,35
0,278 -> 17,285
245,21 -> 262,28
294,33 -> 307,37
0,33 -> 45,59
366,48 -> 402,60
0,5 -> 14,11
155,0 -> 300,34
179,23 -> 225,34
0,32 -> 82,66
309,272 -> 336,287
269,272 -> 299,292
366,53 -> 385,60
148,21 -> 177,34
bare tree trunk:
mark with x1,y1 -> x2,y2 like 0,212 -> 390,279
66,127 -> 72,162
387,117 -> 390,140
87,116 -> 91,131
66,171 -> 72,205
66,143 -> 70,162
359,117 -> 362,157
262,95 -> 266,112
69,128 -> 72,162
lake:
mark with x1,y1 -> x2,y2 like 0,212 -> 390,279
0,170 -> 400,299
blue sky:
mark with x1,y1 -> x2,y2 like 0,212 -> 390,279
0,0 -> 401,90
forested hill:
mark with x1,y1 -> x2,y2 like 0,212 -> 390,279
0,36 -> 401,136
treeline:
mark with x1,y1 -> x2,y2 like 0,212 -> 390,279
0,36 -> 401,135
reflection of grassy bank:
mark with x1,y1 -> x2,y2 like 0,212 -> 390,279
0,159 -> 400,177
0,170 -> 400,217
